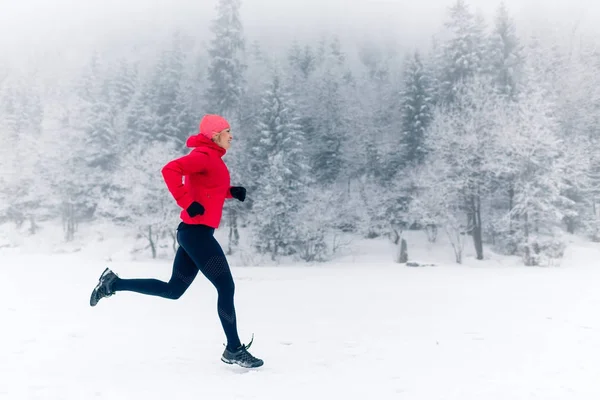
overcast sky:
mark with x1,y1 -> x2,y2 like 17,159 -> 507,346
0,0 -> 597,66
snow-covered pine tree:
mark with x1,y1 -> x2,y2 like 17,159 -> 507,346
170,76 -> 197,147
306,36 -> 351,185
109,59 -> 139,155
252,73 -> 312,260
65,52 -> 121,231
97,140 -> 181,258
144,32 -> 188,144
205,0 -> 247,253
0,72 -> 46,232
486,2 -> 524,99
334,44 -> 397,238
75,52 -> 118,172
399,51 -> 434,168
0,78 -> 21,226
552,43 -> 600,235
588,141 -> 600,241
45,97 -> 98,241
354,41 -> 399,182
110,60 -> 138,117
436,0 -> 487,105
494,34 -> 563,250
581,49 -> 600,239
237,40 -> 272,193
242,40 -> 272,126
422,77 -> 511,261
205,0 -> 246,116
501,85 -> 570,265
126,80 -> 159,146
478,3 -> 525,250
285,41 -> 318,176
288,41 -> 318,81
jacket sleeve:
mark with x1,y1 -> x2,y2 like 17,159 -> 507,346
225,186 -> 233,199
161,151 -> 209,210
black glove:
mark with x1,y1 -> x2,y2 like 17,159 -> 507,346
230,186 -> 246,202
186,201 -> 205,217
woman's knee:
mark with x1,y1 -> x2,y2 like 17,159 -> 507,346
217,278 -> 235,296
165,281 -> 189,299
167,289 -> 185,300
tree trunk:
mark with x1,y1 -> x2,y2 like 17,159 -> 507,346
272,241 -> 277,261
425,224 -> 438,243
565,217 -> 576,234
523,211 -> 535,266
508,185 -> 514,235
170,229 -> 177,254
63,199 -> 76,242
148,226 -> 157,259
397,239 -> 408,263
391,227 -> 400,245
472,194 -> 484,260
445,225 -> 463,264
29,215 -> 38,235
227,208 -> 239,255
593,202 -> 600,242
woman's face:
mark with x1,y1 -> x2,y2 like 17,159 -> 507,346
213,128 -> 233,150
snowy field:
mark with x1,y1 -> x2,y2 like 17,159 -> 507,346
2,230 -> 600,400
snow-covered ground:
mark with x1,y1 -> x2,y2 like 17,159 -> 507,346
2,226 -> 600,399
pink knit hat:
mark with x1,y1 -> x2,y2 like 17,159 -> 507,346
199,114 -> 230,140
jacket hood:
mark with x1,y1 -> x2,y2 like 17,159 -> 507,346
185,134 -> 226,156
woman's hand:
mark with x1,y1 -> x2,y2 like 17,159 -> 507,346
230,187 -> 246,202
186,202 -> 205,217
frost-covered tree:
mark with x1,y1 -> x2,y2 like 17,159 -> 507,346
205,0 -> 247,253
399,51 -> 434,167
410,164 -> 470,264
74,52 -> 118,172
241,40 -> 272,128
422,77 -> 510,260
486,2 -> 523,99
500,117 -> 562,263
168,74 -> 197,147
0,111 -> 20,225
306,37 -> 352,185
353,41 -> 401,182
251,74 -> 311,260
59,53 -> 124,233
520,36 -> 594,237
583,52 -> 600,239
288,41 -> 318,81
44,101 -> 100,241
97,140 -> 180,258
126,81 -> 159,145
105,59 -> 140,160
110,60 -> 138,116
437,0 -> 487,104
0,73 -> 45,231
205,0 -> 246,116
133,32 -> 191,146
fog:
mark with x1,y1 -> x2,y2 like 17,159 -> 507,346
1,0 -> 597,66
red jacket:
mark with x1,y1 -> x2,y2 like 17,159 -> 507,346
161,134 -> 233,228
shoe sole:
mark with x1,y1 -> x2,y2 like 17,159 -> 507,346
90,268 -> 112,307
221,356 -> 264,368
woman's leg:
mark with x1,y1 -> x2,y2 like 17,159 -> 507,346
177,225 -> 242,351
112,246 -> 199,300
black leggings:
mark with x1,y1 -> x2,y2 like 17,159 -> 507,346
112,223 -> 241,350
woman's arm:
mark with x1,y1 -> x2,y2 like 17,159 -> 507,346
161,151 -> 209,210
